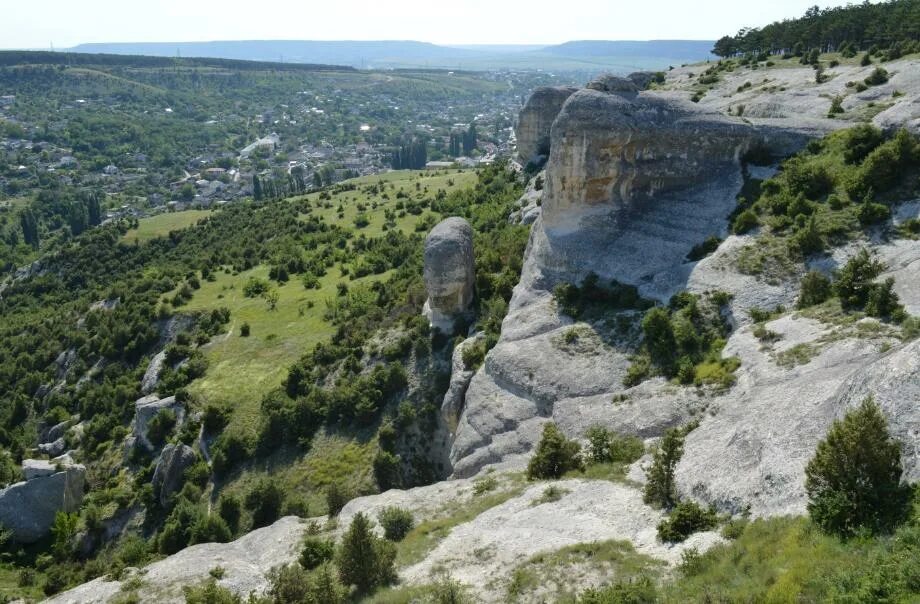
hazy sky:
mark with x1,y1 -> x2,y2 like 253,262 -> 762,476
3,0 -> 855,49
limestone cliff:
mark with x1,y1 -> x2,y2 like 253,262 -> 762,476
515,86 -> 577,165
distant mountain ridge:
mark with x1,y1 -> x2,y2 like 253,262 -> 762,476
65,39 -> 715,71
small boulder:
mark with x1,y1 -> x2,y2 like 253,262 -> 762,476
423,217 -> 475,332
38,437 -> 66,457
152,443 -> 197,507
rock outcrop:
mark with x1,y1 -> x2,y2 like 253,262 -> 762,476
152,443 -> 197,507
515,86 -> 577,165
0,456 -> 85,542
132,394 -> 185,452
423,217 -> 476,332
46,516 -> 308,604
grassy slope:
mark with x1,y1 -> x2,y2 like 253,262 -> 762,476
180,170 -> 476,437
122,210 -> 214,244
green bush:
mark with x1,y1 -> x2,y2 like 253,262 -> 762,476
299,536 -> 335,569
240,322 -> 250,337
834,249 -> 884,309
146,409 -> 177,448
245,479 -> 284,529
842,124 -> 884,164
797,271 -> 833,308
337,512 -> 396,594
378,506 -> 414,542
806,397 -> 911,537
642,307 -> 677,373
644,428 -> 685,509
585,425 -> 644,465
325,482 -> 349,517
218,495 -> 241,535
373,449 -> 400,491
578,576 -> 658,603
184,579 -> 241,604
657,501 -> 718,542
732,208 -> 759,234
864,66 -> 889,86
527,423 -> 584,479
686,235 -> 722,261
865,277 -> 902,318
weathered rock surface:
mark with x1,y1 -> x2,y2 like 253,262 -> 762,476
46,516 -> 308,604
423,217 -> 476,332
515,86 -> 577,165
38,437 -> 66,457
152,443 -> 198,507
141,350 -> 167,395
663,57 -> 920,134
0,457 -> 85,542
133,394 -> 185,451
440,333 -> 484,432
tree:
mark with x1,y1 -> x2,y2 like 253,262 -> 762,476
253,174 -> 263,201
644,427 -> 684,509
337,512 -> 396,594
263,288 -> 280,311
245,478 -> 283,528
527,422 -> 583,479
19,208 -> 39,248
378,506 -> 413,542
805,397 -> 910,537
642,307 -> 677,372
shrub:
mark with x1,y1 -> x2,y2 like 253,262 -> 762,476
686,235 -> 722,261
835,249 -> 884,309
657,501 -> 718,542
644,428 -> 685,509
240,323 -> 250,337
242,277 -> 269,298
797,271 -> 833,308
579,576 -> 658,603
856,197 -> 891,226
642,307 -> 677,373
326,482 -> 349,517
183,579 -> 242,604
218,495 -> 241,535
373,449 -> 400,491
732,208 -> 759,234
842,124 -> 884,164
805,397 -> 911,537
864,66 -> 889,86
527,423 -> 584,479
378,506 -> 414,542
146,408 -> 177,448
299,536 -> 335,570
828,96 -> 844,116
791,215 -> 824,255
245,479 -> 284,529
860,52 -> 872,66
864,277 -> 902,319
337,512 -> 396,594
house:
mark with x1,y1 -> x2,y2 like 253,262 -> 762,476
425,161 -> 454,170
203,167 -> 226,180
239,133 -> 280,159
103,165 -> 119,175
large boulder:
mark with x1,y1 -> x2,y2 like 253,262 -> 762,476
423,217 -> 475,332
141,350 -> 167,395
0,458 -> 85,543
133,394 -> 185,452
515,86 -> 577,165
152,443 -> 198,507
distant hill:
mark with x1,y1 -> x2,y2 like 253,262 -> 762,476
64,39 -> 715,72
543,40 -> 715,59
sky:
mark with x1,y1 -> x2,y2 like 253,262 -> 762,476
3,0 -> 858,49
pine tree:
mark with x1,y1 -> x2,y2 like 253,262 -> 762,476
253,174 -> 263,201
337,512 -> 396,594
643,427 -> 684,509
19,208 -> 39,248
805,397 -> 910,537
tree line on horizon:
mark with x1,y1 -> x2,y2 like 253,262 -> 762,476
713,0 -> 920,58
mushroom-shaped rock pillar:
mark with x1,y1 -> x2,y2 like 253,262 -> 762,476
423,217 -> 475,332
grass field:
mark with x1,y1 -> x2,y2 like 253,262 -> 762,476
301,169 -> 477,238
122,209 -> 214,244
182,264 -> 390,435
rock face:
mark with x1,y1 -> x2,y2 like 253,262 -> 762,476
141,350 -> 167,395
423,217 -> 476,332
46,516 -> 307,604
152,443 -> 197,507
0,457 -> 85,542
515,86 -> 577,165
133,394 -> 185,452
